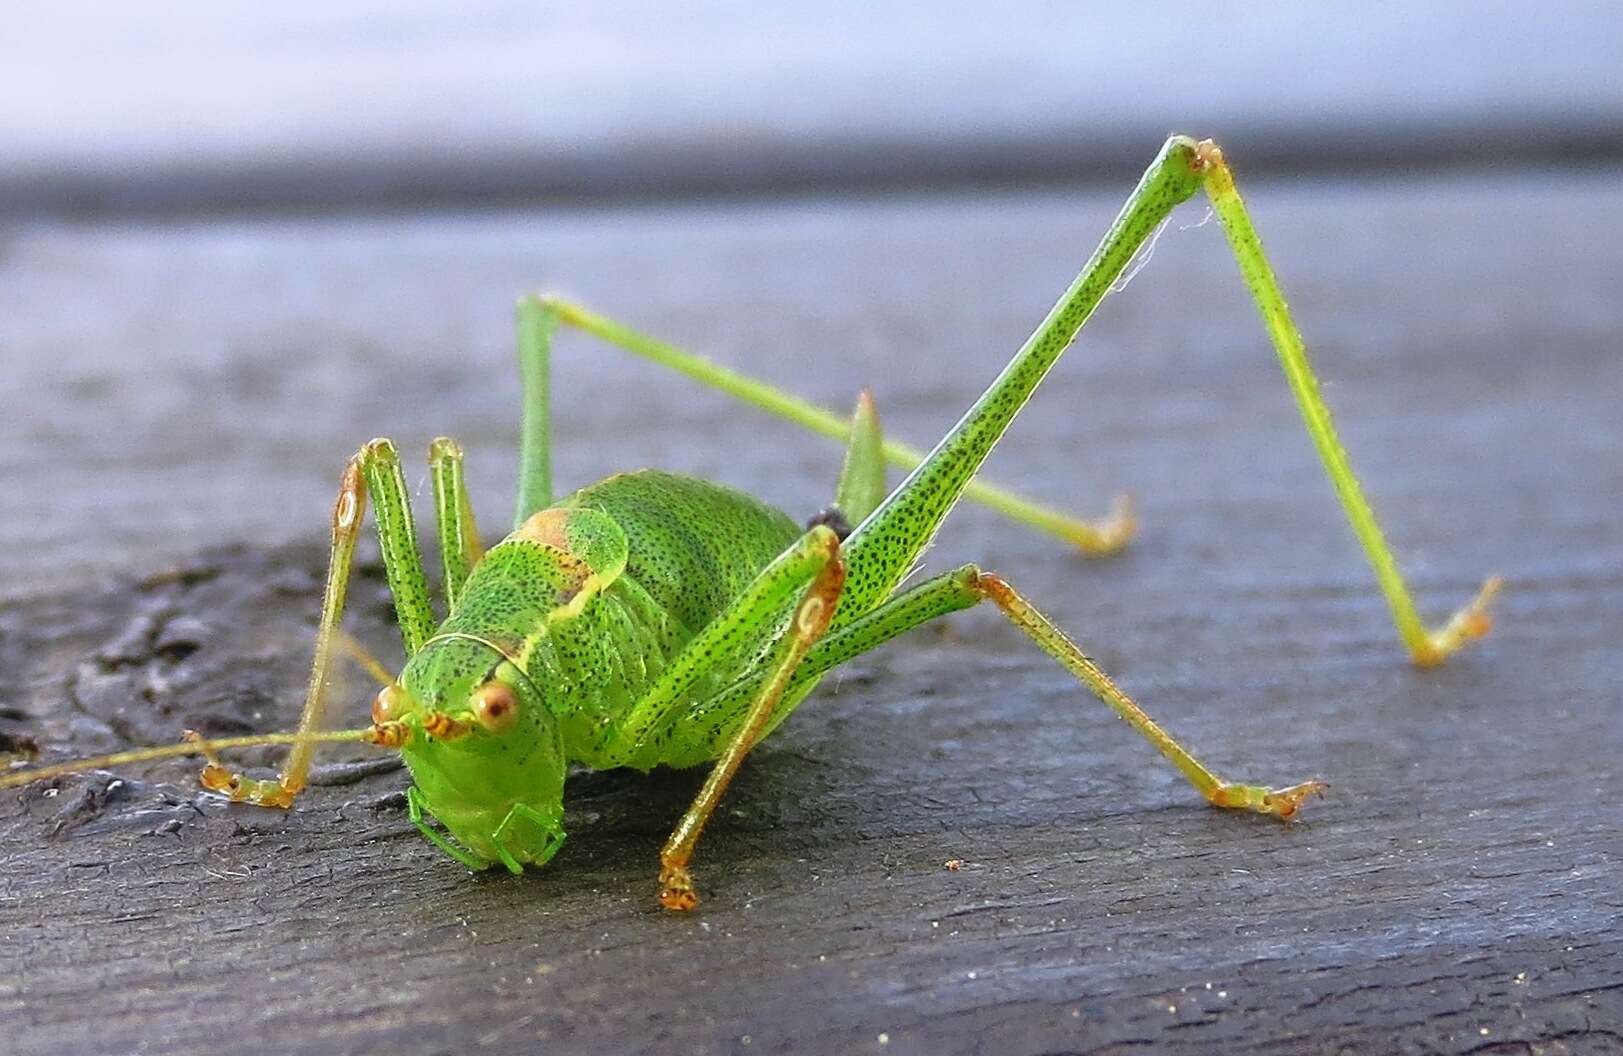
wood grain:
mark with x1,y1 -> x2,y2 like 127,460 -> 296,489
2,170 -> 1621,1053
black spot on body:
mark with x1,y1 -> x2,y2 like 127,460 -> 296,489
805,507 -> 854,540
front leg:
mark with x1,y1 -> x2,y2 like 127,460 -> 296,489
429,436 -> 484,611
200,439 -> 436,807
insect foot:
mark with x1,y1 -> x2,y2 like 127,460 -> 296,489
196,763 -> 298,808
184,730 -> 299,808
1073,493 -> 1137,558
659,862 -> 700,912
1410,575 -> 1503,668
1208,779 -> 1328,821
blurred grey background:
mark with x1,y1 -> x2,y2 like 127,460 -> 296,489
5,2 -> 1622,217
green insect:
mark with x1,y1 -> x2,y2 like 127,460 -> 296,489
2,137 -> 1499,910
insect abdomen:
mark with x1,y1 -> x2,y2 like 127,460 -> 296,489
561,470 -> 802,633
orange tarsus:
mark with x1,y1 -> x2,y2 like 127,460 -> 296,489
659,864 -> 700,911
1271,781 -> 1329,820
1075,494 -> 1136,558
1209,779 -> 1329,821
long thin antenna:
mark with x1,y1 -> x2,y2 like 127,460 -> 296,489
332,627 -> 397,688
0,728 -> 381,790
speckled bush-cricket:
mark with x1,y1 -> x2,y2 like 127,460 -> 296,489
2,137 -> 1500,910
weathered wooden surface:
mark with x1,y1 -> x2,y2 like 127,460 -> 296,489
2,170 -> 1621,1054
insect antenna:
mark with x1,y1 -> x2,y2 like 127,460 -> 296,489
0,727 -> 384,791
332,627 -> 396,688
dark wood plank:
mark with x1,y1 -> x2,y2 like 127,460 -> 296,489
2,169 -> 1621,1053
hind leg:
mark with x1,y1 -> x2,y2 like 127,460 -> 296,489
519,294 -> 1132,554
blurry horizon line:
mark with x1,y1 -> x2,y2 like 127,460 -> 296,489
8,114 -> 1623,223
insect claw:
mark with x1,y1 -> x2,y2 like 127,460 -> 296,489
1074,493 -> 1136,558
658,862 -> 700,911
185,730 -> 244,799
1209,779 -> 1328,821
1412,575 -> 1503,667
1263,780 -> 1328,820
183,730 -> 299,807
197,762 -> 241,795
195,763 -> 296,807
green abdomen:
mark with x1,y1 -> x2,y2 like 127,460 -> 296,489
562,470 -> 801,633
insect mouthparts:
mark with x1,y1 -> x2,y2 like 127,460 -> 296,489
366,721 -> 412,748
422,711 -> 474,741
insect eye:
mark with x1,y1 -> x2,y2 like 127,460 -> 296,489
471,682 -> 519,733
372,684 -> 407,725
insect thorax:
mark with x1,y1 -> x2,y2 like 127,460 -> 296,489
432,471 -> 803,769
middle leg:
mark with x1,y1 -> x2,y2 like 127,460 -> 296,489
512,294 -> 1131,552
692,565 -> 1323,819
656,543 -> 846,910
973,571 -> 1325,817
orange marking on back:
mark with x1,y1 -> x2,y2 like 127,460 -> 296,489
514,508 -> 573,550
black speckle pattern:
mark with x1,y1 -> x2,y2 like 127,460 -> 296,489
408,470 -> 805,771
839,139 -> 1202,620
